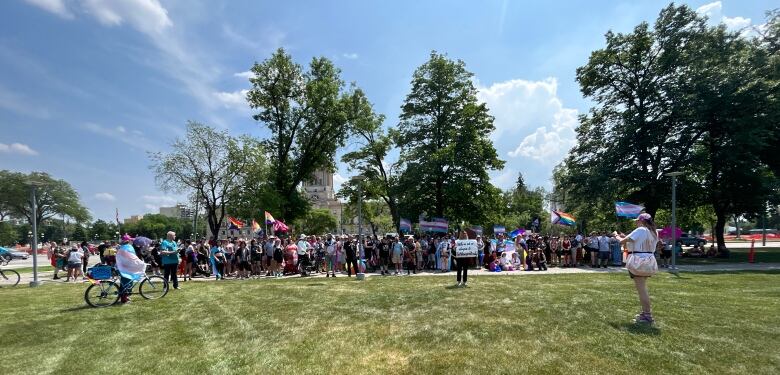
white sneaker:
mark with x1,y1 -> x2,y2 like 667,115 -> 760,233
457,282 -> 462,287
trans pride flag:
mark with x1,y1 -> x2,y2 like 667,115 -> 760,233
508,228 -> 526,239
116,244 -> 145,281
399,218 -> 412,233
551,211 -> 576,227
615,201 -> 644,218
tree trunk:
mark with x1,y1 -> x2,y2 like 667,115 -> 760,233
714,207 -> 727,251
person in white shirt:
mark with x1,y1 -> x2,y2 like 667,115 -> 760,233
616,213 -> 659,324
66,245 -> 84,282
296,235 -> 310,276
598,233 -> 611,268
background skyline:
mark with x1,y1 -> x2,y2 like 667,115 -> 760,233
0,0 -> 774,221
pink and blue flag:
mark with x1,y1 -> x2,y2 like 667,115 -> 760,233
116,244 -> 146,281
615,202 -> 644,218
508,228 -> 526,239
400,218 -> 412,233
420,219 -> 448,233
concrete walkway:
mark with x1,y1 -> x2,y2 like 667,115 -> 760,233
7,262 -> 780,286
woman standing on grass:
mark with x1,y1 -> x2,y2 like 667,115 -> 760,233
615,213 -> 659,324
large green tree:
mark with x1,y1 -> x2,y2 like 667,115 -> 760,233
294,209 -> 338,235
396,51 -> 504,224
563,5 -> 708,217
246,48 -> 358,222
686,23 -> 779,250
0,170 -> 90,227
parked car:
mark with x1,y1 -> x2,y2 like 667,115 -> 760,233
0,247 -> 29,263
677,233 -> 706,247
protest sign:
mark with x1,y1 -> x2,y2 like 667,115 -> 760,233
455,239 -> 478,258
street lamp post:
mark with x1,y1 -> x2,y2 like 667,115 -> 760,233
115,231 -> 120,241
27,181 -> 46,287
665,172 -> 684,271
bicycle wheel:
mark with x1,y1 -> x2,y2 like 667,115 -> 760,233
0,269 -> 20,287
139,276 -> 168,299
84,280 -> 120,307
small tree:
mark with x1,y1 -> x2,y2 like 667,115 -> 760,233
0,170 -> 90,227
150,122 -> 256,239
294,209 -> 338,235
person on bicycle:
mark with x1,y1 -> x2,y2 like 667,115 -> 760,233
116,234 -> 145,304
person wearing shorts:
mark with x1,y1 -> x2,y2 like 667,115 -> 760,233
378,238 -> 390,275
66,245 -> 83,282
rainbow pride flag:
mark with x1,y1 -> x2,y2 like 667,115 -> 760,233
251,220 -> 261,233
227,216 -> 244,229
264,211 -> 276,224
551,211 -> 576,227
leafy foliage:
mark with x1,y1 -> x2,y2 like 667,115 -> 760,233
0,170 -> 90,226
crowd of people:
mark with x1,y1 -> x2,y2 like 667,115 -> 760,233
41,230 -> 664,283
39,213 -> 663,323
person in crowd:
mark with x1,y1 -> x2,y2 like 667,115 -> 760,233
550,236 -> 560,266
272,238 -> 284,278
364,236 -> 376,272
597,232 -> 610,268
325,235 -> 337,277
499,252 -> 511,271
223,239 -> 235,277
615,213 -> 659,324
542,235 -> 552,268
420,236 -> 430,270
103,241 -> 118,267
511,252 -> 523,270
659,239 -> 671,266
65,243 -> 83,282
438,237 -> 450,273
160,231 -> 180,290
414,238 -> 423,272
250,239 -> 263,276
97,241 -> 108,264
182,240 -> 194,281
561,236 -> 572,267
706,244 -> 717,257
80,241 -> 90,275
296,235 -> 309,276
573,233 -> 583,266
210,240 -> 225,280
235,240 -> 251,279
392,236 -> 403,275
344,236 -> 359,277
264,237 -> 275,276
403,241 -> 415,275
378,237 -> 390,276
535,249 -> 548,271
149,243 -> 162,276
609,233 -> 623,266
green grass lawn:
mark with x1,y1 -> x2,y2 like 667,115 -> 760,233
4,265 -> 54,274
678,247 -> 780,264
1,272 -> 779,375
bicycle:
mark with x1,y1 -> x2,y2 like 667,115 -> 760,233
84,265 -> 169,307
0,268 -> 20,287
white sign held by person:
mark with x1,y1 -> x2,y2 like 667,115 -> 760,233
455,240 -> 478,258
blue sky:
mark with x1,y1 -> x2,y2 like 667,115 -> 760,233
0,0 -> 773,222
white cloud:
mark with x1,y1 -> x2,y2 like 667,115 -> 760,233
212,89 -> 250,111
696,1 -> 754,35
234,71 -> 254,79
144,204 -> 158,211
80,0 -> 172,34
0,142 -> 39,156
342,53 -> 359,60
116,125 -> 126,133
94,192 -> 116,201
722,16 -> 751,30
333,173 -> 347,193
696,1 -> 722,20
477,77 -> 579,189
23,0 -> 73,19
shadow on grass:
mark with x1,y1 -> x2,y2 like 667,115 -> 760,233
609,321 -> 661,336
59,305 -> 94,313
306,283 -> 326,287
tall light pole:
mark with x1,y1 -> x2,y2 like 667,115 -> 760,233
27,180 -> 46,287
665,172 -> 683,271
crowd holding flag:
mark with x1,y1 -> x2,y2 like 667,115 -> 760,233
615,201 -> 644,218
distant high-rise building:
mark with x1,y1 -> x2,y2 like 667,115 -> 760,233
159,204 -> 193,220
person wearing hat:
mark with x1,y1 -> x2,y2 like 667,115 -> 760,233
615,213 -> 659,324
